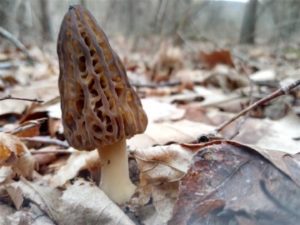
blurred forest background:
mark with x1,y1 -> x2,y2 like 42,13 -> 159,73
0,1 -> 300,224
1,0 -> 300,47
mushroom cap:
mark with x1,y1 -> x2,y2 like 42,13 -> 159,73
57,5 -> 148,150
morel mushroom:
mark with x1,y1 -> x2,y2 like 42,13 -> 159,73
57,5 -> 148,204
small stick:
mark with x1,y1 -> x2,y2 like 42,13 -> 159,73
0,26 -> 34,62
132,81 -> 181,88
132,80 -> 203,88
20,136 -> 69,148
0,95 -> 43,103
31,149 -> 76,155
215,79 -> 300,134
227,63 -> 255,140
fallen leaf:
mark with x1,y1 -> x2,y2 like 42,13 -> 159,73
235,112 -> 300,154
133,144 -> 196,184
151,44 -> 184,82
161,86 -> 240,107
199,50 -> 235,69
0,132 -> 35,179
128,119 -> 215,150
5,210 -> 55,225
207,109 -> 300,154
50,150 -> 98,187
142,98 -> 185,122
5,185 -> 24,210
0,166 -> 13,184
250,69 -> 276,82
131,144 -> 205,225
208,64 -> 248,91
0,203 -> 15,225
58,180 -> 135,225
169,141 -> 300,225
0,76 -> 58,114
14,123 -> 40,138
6,179 -> 61,223
135,182 -> 179,225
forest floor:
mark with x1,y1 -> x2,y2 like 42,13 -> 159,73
0,38 -> 300,225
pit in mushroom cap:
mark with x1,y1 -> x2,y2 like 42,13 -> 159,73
57,5 -> 148,150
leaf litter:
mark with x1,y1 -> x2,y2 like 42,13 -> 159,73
0,33 -> 299,225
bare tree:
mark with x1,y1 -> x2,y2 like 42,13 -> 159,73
239,0 -> 258,44
80,0 -> 87,8
270,0 -> 300,41
40,0 -> 53,42
127,0 -> 135,36
0,0 -> 21,35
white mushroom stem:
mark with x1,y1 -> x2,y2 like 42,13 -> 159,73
98,138 -> 136,204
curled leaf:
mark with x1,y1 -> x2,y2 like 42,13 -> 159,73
0,133 -> 35,179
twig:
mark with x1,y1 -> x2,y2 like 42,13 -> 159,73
215,79 -> 300,134
228,63 -> 255,140
133,81 -> 181,88
31,149 -> 76,155
0,26 -> 34,63
0,95 -> 43,103
132,80 -> 203,89
20,136 -> 69,148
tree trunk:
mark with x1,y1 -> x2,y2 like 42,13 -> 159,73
239,0 -> 258,44
0,0 -> 20,35
40,0 -> 53,42
80,0 -> 87,8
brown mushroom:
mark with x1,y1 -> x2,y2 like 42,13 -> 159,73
57,5 -> 148,204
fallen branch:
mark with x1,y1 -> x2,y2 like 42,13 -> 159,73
0,95 -> 43,103
0,26 -> 34,62
20,136 -> 69,148
215,79 -> 300,134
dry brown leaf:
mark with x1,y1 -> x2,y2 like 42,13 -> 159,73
174,69 -> 207,83
133,144 -> 196,184
169,141 -> 300,225
32,146 -> 62,168
14,123 -> 40,138
50,150 -> 98,187
161,86 -> 240,107
142,98 -> 185,122
208,65 -> 248,91
151,45 -> 184,83
210,112 -> 300,154
250,69 -> 276,82
0,132 -> 35,179
0,76 -> 58,114
58,180 -> 135,225
5,185 -> 24,210
5,210 -> 55,225
130,144 -> 202,225
6,179 -> 61,223
134,182 -> 178,225
128,119 -> 215,150
150,183 -> 178,225
0,203 -> 15,225
7,179 -> 134,225
0,166 -> 13,183
199,49 -> 235,69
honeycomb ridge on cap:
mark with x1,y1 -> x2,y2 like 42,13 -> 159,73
57,5 -> 148,150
